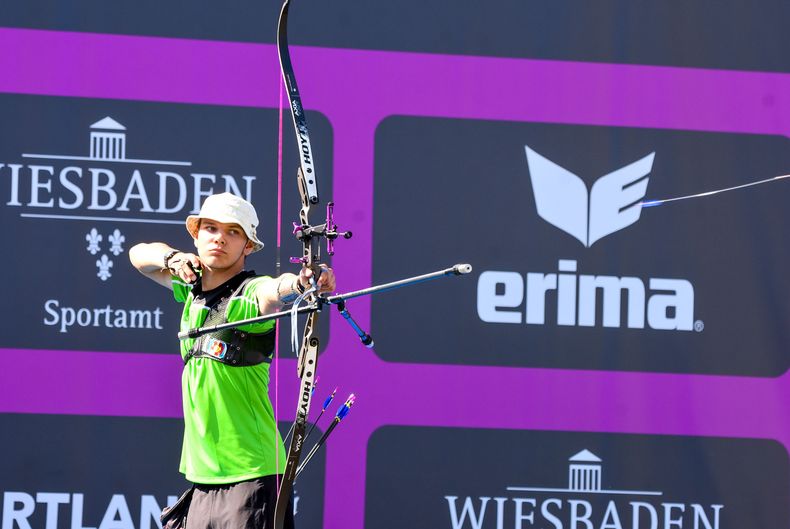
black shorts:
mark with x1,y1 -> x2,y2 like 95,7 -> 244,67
186,475 -> 295,529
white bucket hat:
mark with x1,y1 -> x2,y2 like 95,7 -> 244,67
186,193 -> 264,253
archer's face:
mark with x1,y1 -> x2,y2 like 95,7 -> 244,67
194,219 -> 253,271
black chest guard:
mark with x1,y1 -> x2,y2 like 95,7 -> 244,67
186,272 -> 275,367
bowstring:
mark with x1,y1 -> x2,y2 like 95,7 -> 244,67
275,58 -> 285,499
641,174 -> 790,207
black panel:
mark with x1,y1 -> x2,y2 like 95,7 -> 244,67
371,115 -> 790,376
0,94 -> 333,354
366,427 -> 790,529
0,415 -> 325,528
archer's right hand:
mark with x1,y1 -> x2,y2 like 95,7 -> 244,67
167,252 -> 202,284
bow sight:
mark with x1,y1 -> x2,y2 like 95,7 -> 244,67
289,202 -> 353,266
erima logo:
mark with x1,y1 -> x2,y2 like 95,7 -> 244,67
445,449 -> 723,529
475,147 -> 699,332
525,146 -> 654,247
477,260 -> 695,331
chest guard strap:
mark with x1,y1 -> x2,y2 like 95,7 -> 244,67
186,276 -> 275,367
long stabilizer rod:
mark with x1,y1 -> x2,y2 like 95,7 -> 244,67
178,264 -> 473,340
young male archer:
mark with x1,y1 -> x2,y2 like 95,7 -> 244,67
129,192 -> 334,529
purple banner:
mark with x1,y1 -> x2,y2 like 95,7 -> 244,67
0,28 -> 789,528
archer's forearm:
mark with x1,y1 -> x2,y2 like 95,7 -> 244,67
129,242 -> 178,273
256,273 -> 304,315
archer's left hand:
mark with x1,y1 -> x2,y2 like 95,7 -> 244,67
299,265 -> 335,294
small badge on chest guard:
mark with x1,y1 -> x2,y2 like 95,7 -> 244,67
206,338 -> 228,359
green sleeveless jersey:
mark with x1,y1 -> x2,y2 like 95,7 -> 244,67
173,273 -> 286,484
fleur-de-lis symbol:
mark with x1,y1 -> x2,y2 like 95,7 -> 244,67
108,229 -> 125,256
96,254 -> 113,281
86,228 -> 102,255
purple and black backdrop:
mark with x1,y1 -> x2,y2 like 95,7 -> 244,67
0,1 -> 789,527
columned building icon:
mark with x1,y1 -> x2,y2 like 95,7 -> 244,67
90,117 -> 126,161
568,449 -> 602,492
